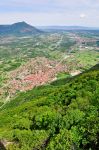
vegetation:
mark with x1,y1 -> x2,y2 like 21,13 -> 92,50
56,72 -> 71,80
0,64 -> 99,150
75,50 -> 99,69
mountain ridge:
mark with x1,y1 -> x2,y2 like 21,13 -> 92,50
37,25 -> 99,31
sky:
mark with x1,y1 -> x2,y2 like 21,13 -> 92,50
0,0 -> 99,27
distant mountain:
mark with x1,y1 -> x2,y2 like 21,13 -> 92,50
37,26 -> 99,31
0,21 -> 42,35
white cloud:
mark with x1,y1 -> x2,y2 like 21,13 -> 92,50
80,13 -> 86,18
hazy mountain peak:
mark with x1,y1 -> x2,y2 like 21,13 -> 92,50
0,21 -> 41,35
12,21 -> 30,27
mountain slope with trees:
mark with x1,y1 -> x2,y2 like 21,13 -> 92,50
0,64 -> 99,150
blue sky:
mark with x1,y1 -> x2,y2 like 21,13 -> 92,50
0,0 -> 99,26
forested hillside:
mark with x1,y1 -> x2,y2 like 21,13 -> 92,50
0,64 -> 99,150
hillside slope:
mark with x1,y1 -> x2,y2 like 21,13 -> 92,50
0,64 -> 99,150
